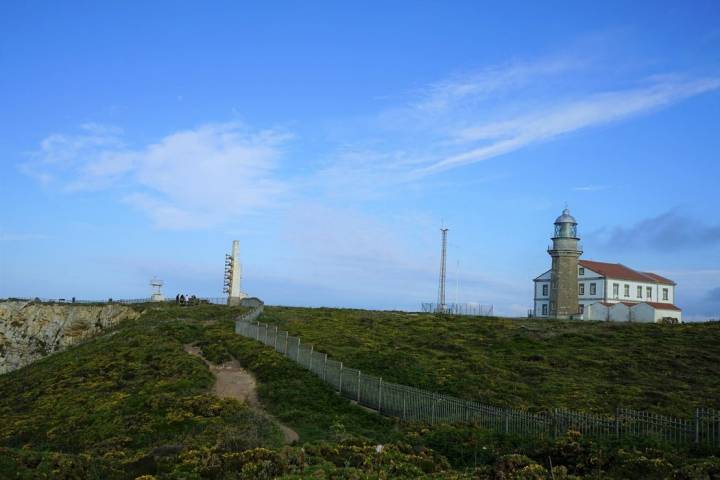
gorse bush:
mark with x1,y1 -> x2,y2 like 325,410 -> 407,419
1,303 -> 719,479
257,307 -> 720,416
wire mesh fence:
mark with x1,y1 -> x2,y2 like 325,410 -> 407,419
420,302 -> 494,316
236,316 -> 720,446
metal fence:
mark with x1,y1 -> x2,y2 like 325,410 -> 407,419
235,317 -> 720,447
420,302 -> 494,316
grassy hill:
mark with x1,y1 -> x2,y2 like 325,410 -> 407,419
1,303 -> 719,479
258,307 -> 720,417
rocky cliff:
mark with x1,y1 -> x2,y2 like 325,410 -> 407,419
0,301 -> 140,374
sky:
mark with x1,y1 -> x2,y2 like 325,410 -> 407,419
1,1 -> 719,320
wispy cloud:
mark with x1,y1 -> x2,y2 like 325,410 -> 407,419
23,123 -> 291,229
412,77 -> 720,175
411,56 -> 580,114
0,233 -> 49,241
573,185 -> 610,192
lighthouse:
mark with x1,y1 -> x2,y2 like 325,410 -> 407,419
548,208 -> 582,318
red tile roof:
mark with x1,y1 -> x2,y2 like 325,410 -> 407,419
641,272 -> 676,285
579,260 -> 676,285
643,302 -> 682,311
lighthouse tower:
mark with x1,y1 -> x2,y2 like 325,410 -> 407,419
548,208 -> 582,318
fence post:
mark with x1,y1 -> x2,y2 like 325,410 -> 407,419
504,408 -> 509,434
357,370 -> 361,403
296,338 -> 301,362
309,345 -> 314,371
274,326 -> 278,350
256,321 -> 260,341
432,394 -> 437,425
695,408 -> 700,444
378,377 -> 383,413
339,362 -> 343,394
615,407 -> 620,438
323,354 -> 328,381
402,388 -> 407,420
464,400 -> 470,423
264,323 -> 268,344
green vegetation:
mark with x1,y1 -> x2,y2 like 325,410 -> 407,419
1,303 -> 719,479
258,306 -> 720,416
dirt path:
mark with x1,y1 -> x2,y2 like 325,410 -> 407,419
184,344 -> 299,444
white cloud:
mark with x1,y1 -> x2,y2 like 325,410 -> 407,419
413,77 -> 720,175
24,122 -> 291,229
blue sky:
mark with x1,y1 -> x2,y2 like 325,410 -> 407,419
1,1 -> 719,319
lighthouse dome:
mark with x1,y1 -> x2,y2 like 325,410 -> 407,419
555,208 -> 577,225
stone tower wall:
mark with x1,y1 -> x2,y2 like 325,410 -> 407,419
549,253 -> 580,318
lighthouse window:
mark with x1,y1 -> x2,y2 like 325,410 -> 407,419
624,284 -> 630,297
579,283 -> 585,295
613,283 -> 619,298
590,283 -> 597,295
579,267 -> 585,275
646,286 -> 652,299
637,286 -> 642,298
663,288 -> 669,301
542,284 -> 548,296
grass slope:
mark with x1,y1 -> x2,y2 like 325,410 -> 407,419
1,303 -> 719,479
258,307 -> 720,416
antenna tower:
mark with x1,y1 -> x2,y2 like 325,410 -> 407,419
437,228 -> 448,313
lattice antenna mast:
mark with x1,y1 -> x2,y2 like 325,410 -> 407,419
437,228 -> 449,313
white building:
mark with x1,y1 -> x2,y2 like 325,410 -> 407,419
533,259 -> 682,323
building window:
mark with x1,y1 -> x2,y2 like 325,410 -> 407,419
542,304 -> 548,315
624,284 -> 630,297
613,283 -> 619,298
542,284 -> 548,296
579,283 -> 585,295
663,288 -> 669,301
579,267 -> 585,275
590,283 -> 596,295
637,286 -> 642,298
579,304 -> 584,314
646,286 -> 652,299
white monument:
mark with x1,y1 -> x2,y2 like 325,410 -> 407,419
224,240 -> 246,306
150,277 -> 165,302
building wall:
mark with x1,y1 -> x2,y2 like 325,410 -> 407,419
583,302 -> 683,323
653,308 -> 682,323
604,278 -> 674,305
534,268 -> 676,318
628,303 -> 655,323
609,303 -> 630,322
585,302 -> 609,321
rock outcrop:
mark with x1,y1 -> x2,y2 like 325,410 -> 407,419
0,301 -> 140,374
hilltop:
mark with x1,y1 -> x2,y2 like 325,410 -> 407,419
258,307 -> 720,417
1,303 -> 719,479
